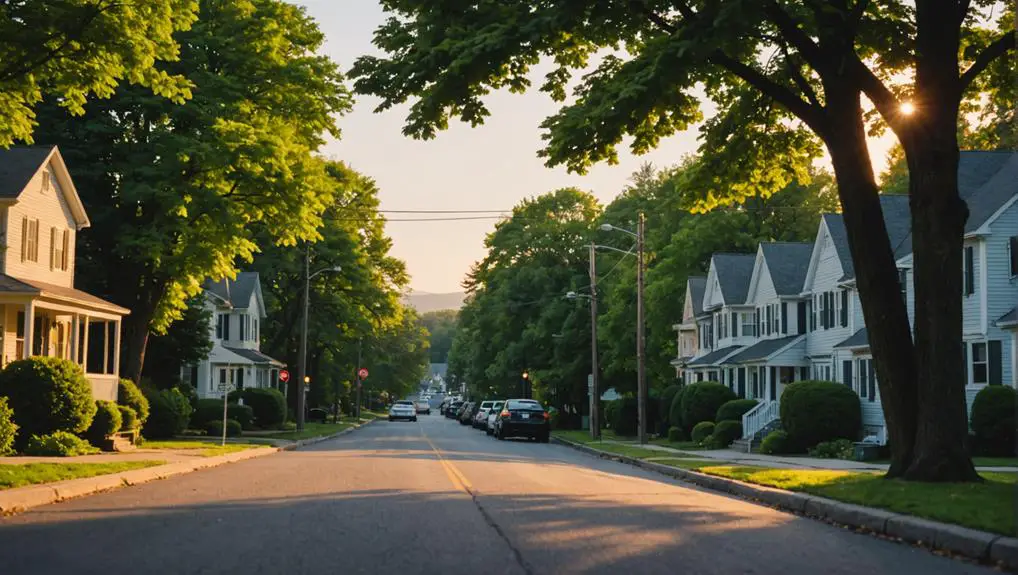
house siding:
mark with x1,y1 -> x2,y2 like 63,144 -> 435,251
805,227 -> 852,360
962,238 -> 981,335
4,163 -> 78,287
984,200 -> 1018,387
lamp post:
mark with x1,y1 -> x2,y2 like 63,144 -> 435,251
296,242 -> 341,432
521,370 -> 529,398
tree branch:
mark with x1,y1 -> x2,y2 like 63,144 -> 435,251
846,56 -> 906,137
762,0 -> 829,73
779,41 -> 821,107
959,32 -> 1016,92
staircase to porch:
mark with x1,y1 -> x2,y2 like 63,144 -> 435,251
735,400 -> 781,453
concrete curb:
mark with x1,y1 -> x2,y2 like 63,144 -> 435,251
0,420 -> 376,516
552,436 -> 1017,570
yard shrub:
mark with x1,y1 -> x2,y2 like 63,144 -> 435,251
24,431 -> 100,456
205,418 -> 243,437
680,382 -> 737,433
970,385 -> 1016,456
603,400 -> 619,430
117,379 -> 150,424
84,400 -> 122,447
0,397 -> 17,455
668,386 -> 688,429
667,426 -> 687,443
709,420 -> 742,449
192,400 -> 253,430
0,357 -> 96,448
118,405 -> 139,430
759,430 -> 791,455
691,421 -> 715,444
236,388 -> 287,429
779,380 -> 861,452
808,438 -> 855,460
660,385 -> 683,426
609,398 -> 639,436
716,399 -> 758,423
175,382 -> 200,412
142,388 -> 192,439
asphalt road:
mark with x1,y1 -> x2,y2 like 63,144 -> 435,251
0,415 -> 996,575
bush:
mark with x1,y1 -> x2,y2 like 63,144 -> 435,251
603,400 -> 619,430
24,431 -> 99,456
235,388 -> 287,429
0,357 -> 96,447
716,399 -> 758,423
691,421 -> 716,444
117,379 -> 150,424
680,382 -> 737,433
84,400 -> 122,446
760,430 -> 791,455
668,386 -> 688,429
608,398 -> 639,436
808,438 -> 855,459
142,388 -> 192,439
0,397 -> 16,455
118,405 -> 139,430
192,399 -> 254,430
660,385 -> 683,426
779,380 -> 861,452
205,419 -> 243,437
709,420 -> 742,449
175,382 -> 200,412
970,386 -> 1016,456
667,426 -> 687,443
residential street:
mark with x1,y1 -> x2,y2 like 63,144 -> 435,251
0,416 -> 997,575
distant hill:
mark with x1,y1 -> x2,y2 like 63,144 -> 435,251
405,291 -> 465,313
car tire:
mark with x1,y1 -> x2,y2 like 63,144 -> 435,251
412,417 -> 417,422
539,433 -> 550,443
485,427 -> 493,436
496,428 -> 504,440
388,417 -> 393,422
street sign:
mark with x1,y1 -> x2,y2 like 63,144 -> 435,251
217,382 -> 233,392
587,373 -> 593,390
358,367 -> 369,380
279,369 -> 290,382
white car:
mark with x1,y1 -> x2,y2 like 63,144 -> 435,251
389,400 -> 417,422
485,401 -> 505,435
416,399 -> 431,415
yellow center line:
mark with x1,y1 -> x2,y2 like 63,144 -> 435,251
422,431 -> 474,494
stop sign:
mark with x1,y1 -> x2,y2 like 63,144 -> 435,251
279,369 -> 290,382
358,368 -> 369,380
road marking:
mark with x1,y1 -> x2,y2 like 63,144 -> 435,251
423,434 -> 474,494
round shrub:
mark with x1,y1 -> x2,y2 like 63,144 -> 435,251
142,388 -> 192,439
667,426 -> 686,443
0,397 -> 17,455
205,418 -> 243,437
759,429 -> 791,455
117,379 -> 150,424
668,386 -> 688,429
24,431 -> 99,456
970,385 -> 1016,456
610,398 -> 639,436
0,357 -> 96,447
710,420 -> 742,449
680,382 -> 737,433
118,405 -> 139,431
779,381 -> 861,451
238,388 -> 286,429
660,385 -> 683,426
84,400 -> 122,446
716,399 -> 758,423
691,421 -> 716,444
603,400 -> 619,430
808,438 -> 855,459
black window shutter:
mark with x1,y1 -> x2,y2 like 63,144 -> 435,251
989,340 -> 1003,385
766,306 -> 772,335
732,312 -> 738,337
797,301 -> 806,334
965,246 -> 975,295
962,342 -> 968,384
842,360 -> 853,386
828,292 -> 835,327
868,361 -> 877,401
781,302 -> 788,334
1010,237 -> 1018,276
841,290 -> 848,327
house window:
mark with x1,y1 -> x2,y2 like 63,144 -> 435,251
239,315 -> 249,340
42,171 -> 51,192
963,246 -> 975,296
898,269 -> 908,302
216,313 -> 231,340
742,312 -> 756,337
254,319 -> 259,342
971,342 -> 987,384
858,359 -> 869,398
731,312 -> 738,338
50,228 -> 68,271
21,217 -> 39,262
1009,237 -> 1018,277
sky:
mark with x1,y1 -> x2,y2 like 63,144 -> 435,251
297,0 -> 897,294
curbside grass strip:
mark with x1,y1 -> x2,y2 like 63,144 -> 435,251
0,420 -> 377,515
551,435 -> 1017,569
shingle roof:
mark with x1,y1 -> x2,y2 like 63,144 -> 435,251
963,151 -> 1018,233
759,243 -> 813,296
222,346 -> 284,366
824,195 -> 912,281
687,276 -> 706,315
996,308 -> 1017,328
686,345 -> 743,367
203,272 -> 260,309
834,328 -> 869,349
0,146 -> 53,199
727,335 -> 802,363
712,254 -> 756,305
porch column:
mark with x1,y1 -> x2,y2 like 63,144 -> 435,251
22,302 -> 33,359
102,320 -> 109,374
81,315 -> 90,372
113,318 -> 121,376
70,313 -> 79,365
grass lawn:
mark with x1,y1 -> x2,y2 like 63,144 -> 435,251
700,465 -> 1016,535
272,421 -> 353,441
647,457 -> 718,470
0,461 -> 164,490
972,456 -> 1018,468
140,440 -> 261,457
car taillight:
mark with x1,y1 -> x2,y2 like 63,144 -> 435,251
500,409 -> 510,418
543,411 -> 550,420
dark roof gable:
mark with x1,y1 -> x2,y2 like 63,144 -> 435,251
687,276 -> 707,315
203,272 -> 261,309
0,146 -> 54,199
712,253 -> 756,305
760,243 -> 812,296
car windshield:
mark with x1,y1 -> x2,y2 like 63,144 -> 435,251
491,401 -> 504,411
479,401 -> 493,409
507,400 -> 543,410
394,401 -> 413,406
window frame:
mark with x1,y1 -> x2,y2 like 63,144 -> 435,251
970,342 -> 988,385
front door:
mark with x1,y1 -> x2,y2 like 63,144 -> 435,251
236,368 -> 245,391
769,366 -> 777,401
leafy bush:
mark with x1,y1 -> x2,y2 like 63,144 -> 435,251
779,380 -> 861,451
0,357 -> 96,447
808,438 -> 855,459
24,431 -> 100,456
680,382 -> 737,433
118,405 -> 139,430
175,382 -> 200,412
667,426 -> 686,443
760,430 -> 791,454
0,397 -> 16,455
660,385 -> 683,426
608,398 -> 639,436
234,388 -> 286,429
970,385 -> 1016,456
709,420 -> 742,449
691,421 -> 715,444
205,419 -> 243,437
142,388 -> 192,439
84,400 -> 122,447
192,399 -> 254,430
716,399 -> 758,423
668,386 -> 688,429
603,400 -> 619,430
117,379 -> 150,424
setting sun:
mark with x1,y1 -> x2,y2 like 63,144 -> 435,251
900,101 -> 916,115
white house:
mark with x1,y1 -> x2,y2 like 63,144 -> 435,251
670,276 -> 705,379
0,146 -> 130,401
182,272 -> 285,399
684,253 -> 755,383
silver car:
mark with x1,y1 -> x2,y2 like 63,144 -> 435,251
472,400 -> 494,429
485,401 -> 505,435
389,400 -> 417,422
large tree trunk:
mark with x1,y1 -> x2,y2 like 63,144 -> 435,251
121,304 -> 156,385
823,90 -> 919,478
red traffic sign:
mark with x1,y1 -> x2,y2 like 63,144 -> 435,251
278,370 -> 290,383
358,368 -> 369,380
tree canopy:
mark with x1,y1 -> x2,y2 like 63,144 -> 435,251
419,310 -> 459,364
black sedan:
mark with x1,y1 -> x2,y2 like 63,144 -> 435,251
493,399 -> 550,442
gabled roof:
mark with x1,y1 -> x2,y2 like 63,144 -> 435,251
203,272 -> 261,310
963,151 -> 1018,233
759,243 -> 812,296
686,345 -> 743,367
834,328 -> 869,349
823,195 -> 912,281
687,276 -> 706,315
0,146 -> 90,227
222,346 -> 284,366
712,253 -> 756,305
996,308 -> 1017,328
727,335 -> 802,363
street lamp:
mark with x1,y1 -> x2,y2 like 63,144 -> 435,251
297,243 -> 341,432
521,370 -> 529,399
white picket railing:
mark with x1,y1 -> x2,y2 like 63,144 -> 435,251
742,400 -> 780,440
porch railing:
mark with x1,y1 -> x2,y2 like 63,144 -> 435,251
742,400 -> 780,440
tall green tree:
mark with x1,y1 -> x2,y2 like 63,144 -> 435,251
33,0 -> 350,383
142,295 -> 214,388
351,0 -> 1016,480
419,310 -> 459,363
0,0 -> 199,147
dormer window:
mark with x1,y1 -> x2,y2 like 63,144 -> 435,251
42,170 -> 51,192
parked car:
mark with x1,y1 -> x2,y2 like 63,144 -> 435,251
485,401 -> 504,435
494,399 -> 550,442
447,400 -> 464,419
389,400 -> 417,422
416,399 -> 431,415
458,402 -> 477,425
472,400 -> 495,429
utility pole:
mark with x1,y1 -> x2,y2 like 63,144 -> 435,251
589,241 -> 601,440
296,243 -> 310,432
636,212 -> 647,445
355,337 -> 363,419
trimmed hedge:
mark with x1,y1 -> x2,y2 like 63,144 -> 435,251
0,397 -> 16,455
970,385 -> 1016,456
206,419 -> 243,438
0,357 -> 96,447
660,385 -> 683,426
24,431 -> 100,456
716,399 -> 758,423
668,386 -> 688,429
232,388 -> 287,429
142,388 -> 193,439
710,420 -> 742,449
192,399 -> 254,430
85,400 -> 122,447
808,438 -> 855,459
680,382 -> 736,433
691,421 -> 715,444
779,380 -> 861,451
603,400 -> 619,430
609,398 -> 639,436
117,379 -> 150,424
760,430 -> 791,454
667,426 -> 686,442
118,405 -> 139,431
